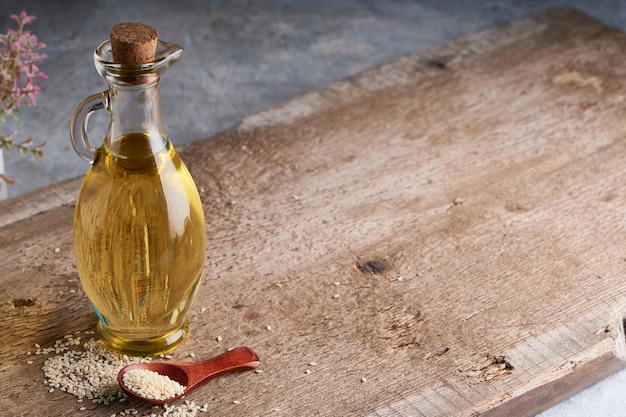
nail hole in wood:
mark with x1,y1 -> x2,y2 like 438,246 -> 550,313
13,298 -> 36,308
358,260 -> 389,275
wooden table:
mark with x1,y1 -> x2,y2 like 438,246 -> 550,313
2,6 -> 626,416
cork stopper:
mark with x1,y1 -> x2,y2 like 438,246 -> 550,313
110,22 -> 158,64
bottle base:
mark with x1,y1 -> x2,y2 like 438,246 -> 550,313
97,320 -> 189,357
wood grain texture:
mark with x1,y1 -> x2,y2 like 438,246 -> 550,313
2,6 -> 626,416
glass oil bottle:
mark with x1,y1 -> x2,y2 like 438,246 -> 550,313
70,23 -> 206,355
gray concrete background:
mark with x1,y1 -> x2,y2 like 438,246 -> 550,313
3,0 -> 626,198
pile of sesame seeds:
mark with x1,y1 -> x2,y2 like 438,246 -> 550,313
32,331 -> 209,416
40,334 -> 147,404
109,400 -> 209,417
122,369 -> 186,401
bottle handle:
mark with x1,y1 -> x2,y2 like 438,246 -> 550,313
70,91 -> 109,163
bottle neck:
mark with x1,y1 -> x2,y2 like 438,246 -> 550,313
106,78 -> 168,156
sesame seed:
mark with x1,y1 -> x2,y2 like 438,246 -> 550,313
37,335 -> 211,416
308,362 -> 317,366
332,294 -> 340,299
41,338 -> 149,404
216,336 -> 223,342
233,400 -> 241,405
304,369 -> 311,374
265,325 -> 272,331
361,377 -> 367,383
122,369 -> 185,401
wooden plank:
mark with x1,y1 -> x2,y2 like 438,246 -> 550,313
2,6 -> 626,416
0,177 -> 80,228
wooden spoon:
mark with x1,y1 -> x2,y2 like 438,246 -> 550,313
117,346 -> 260,404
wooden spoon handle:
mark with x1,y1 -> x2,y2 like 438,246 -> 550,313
183,346 -> 260,392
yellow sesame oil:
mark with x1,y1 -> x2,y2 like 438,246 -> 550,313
73,133 -> 206,356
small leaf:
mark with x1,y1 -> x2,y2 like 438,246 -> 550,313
0,172 -> 15,185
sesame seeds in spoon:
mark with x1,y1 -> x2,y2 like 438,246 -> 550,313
118,346 -> 260,404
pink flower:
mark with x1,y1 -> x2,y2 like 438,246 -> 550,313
0,11 -> 46,118
10,12 -> 36,26
0,11 -> 46,163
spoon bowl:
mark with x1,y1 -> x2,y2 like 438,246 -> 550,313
118,346 -> 260,404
